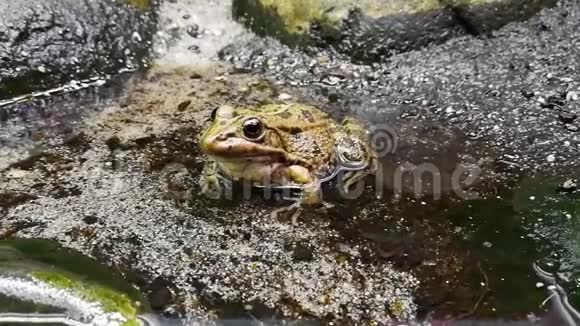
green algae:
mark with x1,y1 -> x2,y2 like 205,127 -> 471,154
233,0 -> 442,43
0,239 -> 148,325
126,0 -> 150,10
31,271 -> 139,326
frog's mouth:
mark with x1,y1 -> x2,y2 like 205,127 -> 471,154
200,137 -> 288,162
208,154 -> 281,163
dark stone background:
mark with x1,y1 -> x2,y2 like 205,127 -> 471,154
0,0 -> 157,100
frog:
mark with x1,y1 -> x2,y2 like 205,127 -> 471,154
198,103 -> 378,224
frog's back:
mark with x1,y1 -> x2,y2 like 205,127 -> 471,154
249,103 -> 331,128
253,104 -> 337,172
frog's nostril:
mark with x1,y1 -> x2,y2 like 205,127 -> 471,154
216,133 -> 228,141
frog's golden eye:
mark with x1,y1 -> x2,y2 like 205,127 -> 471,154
242,118 -> 264,140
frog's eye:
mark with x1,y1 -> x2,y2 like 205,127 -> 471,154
242,118 -> 264,140
210,107 -> 218,121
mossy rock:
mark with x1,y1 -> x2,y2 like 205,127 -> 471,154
32,271 -> 140,325
232,0 -> 559,63
0,239 -> 148,325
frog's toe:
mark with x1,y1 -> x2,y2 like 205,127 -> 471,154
200,176 -> 224,199
271,202 -> 302,224
321,201 -> 335,209
290,207 -> 303,226
340,170 -> 369,194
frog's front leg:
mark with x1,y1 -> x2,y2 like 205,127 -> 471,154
199,159 -> 231,199
270,165 -> 322,225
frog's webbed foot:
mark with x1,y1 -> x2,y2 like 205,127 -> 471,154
337,149 -> 379,195
339,170 -> 370,194
337,116 -> 379,195
199,160 -> 232,200
270,180 -> 322,225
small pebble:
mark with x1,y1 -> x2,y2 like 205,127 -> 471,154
559,111 -> 577,124
566,91 -> 579,102
565,124 -> 579,132
537,96 -> 547,106
483,241 -> 492,248
536,282 -> 544,288
546,154 -> 556,162
321,76 -> 341,86
182,14 -> 191,20
6,169 -> 29,179
557,179 -> 577,193
186,24 -> 199,38
278,93 -> 292,101
521,90 -> 535,99
187,45 -> 200,53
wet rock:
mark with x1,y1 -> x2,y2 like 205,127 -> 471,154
0,68 -> 419,322
233,0 -> 461,63
0,239 -> 146,324
232,0 -> 558,63
224,0 -> 580,177
0,0 -> 157,100
557,179 -> 577,193
449,0 -> 560,35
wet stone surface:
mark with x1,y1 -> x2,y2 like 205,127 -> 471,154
0,0 -> 157,99
221,0 -> 580,178
232,0 -> 559,63
0,67 -> 421,323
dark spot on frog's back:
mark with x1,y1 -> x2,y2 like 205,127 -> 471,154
301,110 -> 315,123
279,126 -> 303,134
